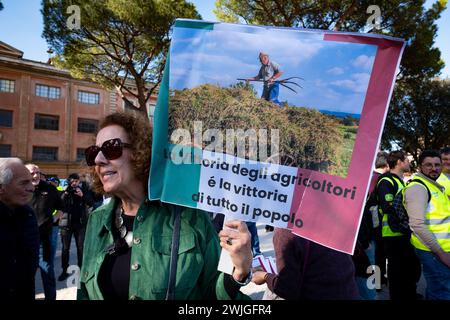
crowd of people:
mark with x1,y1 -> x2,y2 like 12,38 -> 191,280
1,111 -> 449,301
0,160 -> 104,300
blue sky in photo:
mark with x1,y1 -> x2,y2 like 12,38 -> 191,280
0,0 -> 447,104
170,25 -> 377,115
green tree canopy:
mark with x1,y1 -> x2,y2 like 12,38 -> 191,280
42,0 -> 200,116
214,0 -> 448,155
382,78 -> 450,162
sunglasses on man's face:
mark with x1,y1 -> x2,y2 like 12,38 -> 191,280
85,138 -> 132,166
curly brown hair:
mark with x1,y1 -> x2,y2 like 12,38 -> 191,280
91,111 -> 152,195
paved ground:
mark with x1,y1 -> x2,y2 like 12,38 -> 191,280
36,223 -> 426,300
35,230 -> 78,300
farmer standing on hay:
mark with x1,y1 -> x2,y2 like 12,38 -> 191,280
246,52 -> 283,104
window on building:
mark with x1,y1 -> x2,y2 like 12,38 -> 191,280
78,91 -> 100,104
36,84 -> 61,99
123,99 -> 136,110
34,114 -> 59,131
147,103 -> 156,117
78,118 -> 98,133
0,79 -> 15,93
0,109 -> 13,127
0,144 -> 11,157
32,146 -> 58,161
76,148 -> 85,162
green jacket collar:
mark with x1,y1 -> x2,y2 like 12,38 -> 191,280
96,197 -> 161,237
96,197 -> 117,236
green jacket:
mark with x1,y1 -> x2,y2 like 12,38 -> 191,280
77,197 -> 249,300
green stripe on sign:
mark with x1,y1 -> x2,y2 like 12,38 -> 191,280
149,52 -> 201,207
159,144 -> 201,207
149,52 -> 171,200
174,19 -> 214,30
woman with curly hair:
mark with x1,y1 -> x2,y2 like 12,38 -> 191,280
79,111 -> 252,300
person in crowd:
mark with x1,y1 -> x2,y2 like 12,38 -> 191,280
252,228 -> 359,300
0,158 -> 39,300
437,147 -> 450,199
47,177 -> 64,280
25,163 -> 64,300
58,173 -> 93,281
371,151 -> 389,288
406,150 -> 450,299
79,172 -> 104,210
246,52 -> 284,103
353,151 -> 390,299
78,111 -> 253,300
376,151 -> 421,300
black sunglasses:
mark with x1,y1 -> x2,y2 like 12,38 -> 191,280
85,138 -> 132,166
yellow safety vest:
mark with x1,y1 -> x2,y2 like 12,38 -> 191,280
52,185 -> 64,216
378,175 -> 405,237
437,173 -> 450,199
408,176 -> 450,252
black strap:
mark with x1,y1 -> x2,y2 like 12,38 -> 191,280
298,240 -> 310,296
165,205 -> 182,300
375,173 -> 403,201
408,179 -> 431,202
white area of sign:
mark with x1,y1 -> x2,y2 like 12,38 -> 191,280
197,151 -> 297,228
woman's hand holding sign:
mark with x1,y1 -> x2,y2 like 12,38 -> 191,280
219,220 -> 253,282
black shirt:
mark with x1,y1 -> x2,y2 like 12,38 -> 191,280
30,180 -> 64,228
98,213 -> 135,300
62,186 -> 91,226
0,201 -> 39,300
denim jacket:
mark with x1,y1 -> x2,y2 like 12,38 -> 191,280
78,197 -> 248,300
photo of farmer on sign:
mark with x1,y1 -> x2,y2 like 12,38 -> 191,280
168,25 -> 375,178
151,19 -> 405,254
243,51 -> 286,104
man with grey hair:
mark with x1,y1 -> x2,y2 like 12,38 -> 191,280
25,163 -> 63,300
246,52 -> 284,103
0,158 -> 39,300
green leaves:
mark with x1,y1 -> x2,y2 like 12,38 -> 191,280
41,0 -> 200,115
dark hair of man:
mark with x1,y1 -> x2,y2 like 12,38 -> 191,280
387,150 -> 406,169
418,150 -> 441,165
68,173 -> 80,181
440,147 -> 450,157
375,151 -> 389,169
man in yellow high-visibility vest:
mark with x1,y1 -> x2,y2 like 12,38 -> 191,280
437,147 -> 450,199
376,150 -> 421,300
405,150 -> 450,300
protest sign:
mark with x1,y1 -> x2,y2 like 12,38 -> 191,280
149,19 -> 405,254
